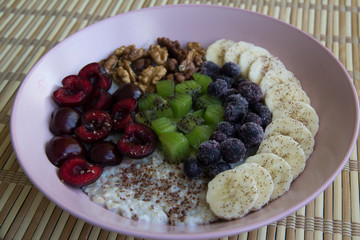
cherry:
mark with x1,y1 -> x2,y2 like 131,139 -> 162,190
78,62 -> 112,90
111,98 -> 137,131
49,107 -> 82,135
112,83 -> 144,103
84,87 -> 112,111
75,110 -> 112,143
52,75 -> 92,107
59,157 -> 103,187
45,135 -> 86,167
89,141 -> 123,166
117,122 -> 157,159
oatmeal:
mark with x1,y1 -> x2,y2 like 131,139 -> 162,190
82,151 -> 218,225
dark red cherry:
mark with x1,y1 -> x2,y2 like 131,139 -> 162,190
45,135 -> 86,167
111,98 -> 137,131
78,62 -> 112,90
117,123 -> 157,159
75,110 -> 112,143
89,141 -> 123,166
49,107 -> 82,135
52,75 -> 92,107
112,83 -> 144,103
59,157 -> 103,187
84,87 -> 113,111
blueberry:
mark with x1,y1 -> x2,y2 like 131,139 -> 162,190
207,162 -> 232,179
231,78 -> 248,88
215,121 -> 235,137
207,79 -> 228,98
244,112 -> 263,126
222,88 -> 239,103
224,101 -> 248,123
223,93 -> 248,108
216,75 -> 233,88
236,81 -> 263,104
221,62 -> 241,78
250,102 -> 272,128
183,157 -> 202,179
209,131 -> 228,143
237,122 -> 264,148
197,140 -> 221,166
232,123 -> 243,137
200,61 -> 221,80
220,138 -> 246,163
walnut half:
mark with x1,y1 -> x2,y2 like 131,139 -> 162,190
138,65 -> 167,92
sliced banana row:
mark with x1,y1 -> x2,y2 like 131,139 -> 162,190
205,39 -> 320,220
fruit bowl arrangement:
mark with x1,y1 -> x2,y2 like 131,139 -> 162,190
10,4 -> 359,240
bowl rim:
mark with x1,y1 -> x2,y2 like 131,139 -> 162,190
10,4 -> 360,239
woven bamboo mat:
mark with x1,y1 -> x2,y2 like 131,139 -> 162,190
0,0 -> 359,239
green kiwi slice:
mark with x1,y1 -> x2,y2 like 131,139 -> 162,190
159,132 -> 190,164
156,80 -> 175,98
151,117 -> 177,136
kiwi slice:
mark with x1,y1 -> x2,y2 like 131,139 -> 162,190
167,93 -> 192,118
135,110 -> 157,126
192,73 -> 213,94
138,93 -> 158,112
185,125 -> 214,149
188,109 -> 205,118
156,80 -> 175,98
159,132 -> 190,164
151,117 -> 177,136
153,96 -> 174,118
175,80 -> 202,100
204,104 -> 224,126
195,94 -> 222,110
177,114 -> 204,134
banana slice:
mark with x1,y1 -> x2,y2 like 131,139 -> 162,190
206,168 -> 258,220
206,39 -> 235,66
248,55 -> 285,84
224,41 -> 254,63
259,67 -> 301,95
236,162 -> 274,210
239,46 -> 270,78
257,135 -> 306,179
271,101 -> 319,136
246,153 -> 293,200
264,117 -> 314,159
265,83 -> 311,111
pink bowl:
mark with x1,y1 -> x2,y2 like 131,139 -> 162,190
10,4 -> 359,239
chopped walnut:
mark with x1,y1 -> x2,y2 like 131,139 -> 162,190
157,37 -> 187,63
149,44 -> 168,65
118,59 -> 137,82
102,54 -> 118,74
174,72 -> 186,83
116,66 -> 131,84
165,58 -> 178,73
114,45 -> 148,62
114,45 -> 128,56
166,73 -> 175,81
131,57 -> 152,75
138,65 -> 166,91
187,42 -> 206,55
100,38 -> 206,89
174,49 -> 200,83
111,59 -> 137,85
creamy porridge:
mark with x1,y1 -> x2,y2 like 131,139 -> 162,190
82,151 -> 218,225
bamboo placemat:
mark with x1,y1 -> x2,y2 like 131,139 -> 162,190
0,0 -> 359,239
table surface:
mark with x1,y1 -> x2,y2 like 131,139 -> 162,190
1,0 -> 360,239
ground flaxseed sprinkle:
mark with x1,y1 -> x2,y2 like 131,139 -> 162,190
82,151 -> 217,225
